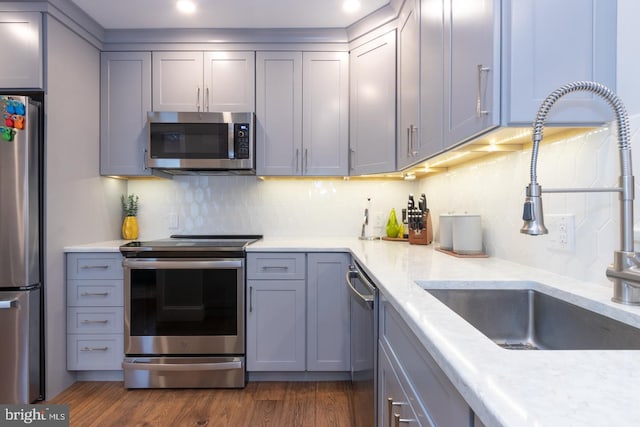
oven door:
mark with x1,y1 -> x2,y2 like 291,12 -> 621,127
123,258 -> 244,356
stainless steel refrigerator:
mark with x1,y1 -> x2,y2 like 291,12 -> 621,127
0,94 -> 43,404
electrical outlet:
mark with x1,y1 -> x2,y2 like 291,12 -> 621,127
547,214 -> 575,252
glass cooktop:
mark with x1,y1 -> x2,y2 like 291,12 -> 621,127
120,235 -> 262,255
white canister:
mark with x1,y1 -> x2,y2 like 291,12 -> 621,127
452,214 -> 483,254
439,214 -> 455,250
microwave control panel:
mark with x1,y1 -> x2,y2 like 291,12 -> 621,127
234,123 -> 250,159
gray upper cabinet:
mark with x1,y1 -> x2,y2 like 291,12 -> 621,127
0,12 -> 43,89
503,0 -> 616,125
404,0 -> 614,166
349,30 -> 397,175
396,0 -> 421,170
255,51 -> 303,176
419,0 -> 445,160
100,51 -> 153,176
443,0 -> 500,149
152,51 -> 255,112
303,52 -> 349,176
256,51 -> 349,176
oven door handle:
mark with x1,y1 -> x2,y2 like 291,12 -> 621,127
122,360 -> 242,372
123,259 -> 243,269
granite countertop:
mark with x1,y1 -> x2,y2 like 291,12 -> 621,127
66,237 -> 640,426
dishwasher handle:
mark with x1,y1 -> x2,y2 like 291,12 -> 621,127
346,265 -> 376,310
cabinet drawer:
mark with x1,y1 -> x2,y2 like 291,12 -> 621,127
67,279 -> 123,307
67,253 -> 123,280
381,301 -> 472,427
247,253 -> 305,280
67,334 -> 123,371
67,307 -> 124,334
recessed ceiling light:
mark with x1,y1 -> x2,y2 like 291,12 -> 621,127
343,0 -> 361,13
176,0 -> 196,14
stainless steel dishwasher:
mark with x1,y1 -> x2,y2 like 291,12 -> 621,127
346,262 -> 378,427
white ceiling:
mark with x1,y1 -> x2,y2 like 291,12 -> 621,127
70,0 -> 391,30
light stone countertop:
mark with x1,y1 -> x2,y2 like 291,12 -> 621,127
65,237 -> 640,426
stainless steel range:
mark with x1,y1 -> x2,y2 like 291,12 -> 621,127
119,235 -> 261,389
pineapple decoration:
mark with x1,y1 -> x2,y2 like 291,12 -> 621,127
121,194 -> 140,240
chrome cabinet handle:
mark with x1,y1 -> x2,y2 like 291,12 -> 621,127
304,148 -> 309,173
261,266 -> 289,270
249,286 -> 253,313
197,86 -> 201,112
205,87 -> 210,112
81,265 -> 109,270
393,413 -> 415,426
80,292 -> 110,297
406,127 -> 411,158
143,148 -> 149,170
81,319 -> 109,325
350,148 -> 356,171
295,149 -> 300,173
80,346 -> 109,352
476,64 -> 491,117
410,125 -> 418,156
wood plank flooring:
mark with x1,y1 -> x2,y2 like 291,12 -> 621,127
46,381 -> 355,427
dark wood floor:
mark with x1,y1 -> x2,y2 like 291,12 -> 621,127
47,381 -> 355,427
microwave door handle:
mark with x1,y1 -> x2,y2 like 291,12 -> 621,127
228,123 -> 235,159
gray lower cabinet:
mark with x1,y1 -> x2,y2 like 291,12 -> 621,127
246,252 -> 350,372
66,252 -> 124,371
306,252 -> 350,371
100,51 -> 153,176
379,296 -> 476,427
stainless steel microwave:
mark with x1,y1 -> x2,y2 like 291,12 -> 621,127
147,112 -> 255,175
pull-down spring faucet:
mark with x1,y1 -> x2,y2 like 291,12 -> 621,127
521,81 -> 640,305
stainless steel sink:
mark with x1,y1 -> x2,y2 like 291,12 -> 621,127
425,288 -> 640,350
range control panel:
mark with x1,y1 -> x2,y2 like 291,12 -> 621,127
234,123 -> 250,159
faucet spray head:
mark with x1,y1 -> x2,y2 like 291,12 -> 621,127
520,183 -> 548,235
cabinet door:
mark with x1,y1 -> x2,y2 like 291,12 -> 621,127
505,0 -> 616,125
397,0 -> 421,169
302,52 -> 349,176
152,51 -> 203,112
420,0 -> 445,159
255,51 -> 303,176
306,253 -> 350,371
379,344 -> 422,427
246,280 -> 306,371
100,51 -> 153,176
203,51 -> 255,112
443,0 -> 500,148
349,31 -> 397,175
0,12 -> 42,89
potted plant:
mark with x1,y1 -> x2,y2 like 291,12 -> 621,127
121,194 -> 139,240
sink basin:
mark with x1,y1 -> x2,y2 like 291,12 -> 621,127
425,288 -> 640,350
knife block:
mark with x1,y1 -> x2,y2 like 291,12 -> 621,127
408,212 -> 433,245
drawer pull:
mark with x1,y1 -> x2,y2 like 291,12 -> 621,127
80,319 -> 109,325
393,413 -> 415,426
81,265 -> 110,270
261,266 -> 289,271
80,292 -> 110,297
80,346 -> 109,352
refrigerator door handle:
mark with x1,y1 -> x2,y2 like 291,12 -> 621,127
0,298 -> 18,309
